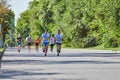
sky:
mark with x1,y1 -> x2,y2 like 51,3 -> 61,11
9,0 -> 32,24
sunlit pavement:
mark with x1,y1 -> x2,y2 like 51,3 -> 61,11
0,47 -> 120,80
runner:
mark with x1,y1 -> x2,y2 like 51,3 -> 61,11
41,30 -> 50,56
55,30 -> 63,56
26,35 -> 32,53
50,34 -> 55,52
17,35 -> 22,53
34,36 -> 41,53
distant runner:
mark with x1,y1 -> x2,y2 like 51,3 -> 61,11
17,35 -> 22,53
34,36 -> 41,53
26,35 -> 32,53
50,34 -> 55,52
41,30 -> 50,56
55,30 -> 63,56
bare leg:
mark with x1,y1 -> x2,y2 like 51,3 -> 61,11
56,44 -> 59,56
36,46 -> 38,52
18,45 -> 21,53
28,46 -> 31,53
45,45 -> 48,56
59,45 -> 61,53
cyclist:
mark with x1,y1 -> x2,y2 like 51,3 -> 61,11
41,30 -> 50,56
34,36 -> 41,53
55,30 -> 63,56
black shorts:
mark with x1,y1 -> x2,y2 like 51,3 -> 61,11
50,44 -> 54,47
35,43 -> 39,46
56,43 -> 62,45
27,43 -> 31,46
17,43 -> 21,46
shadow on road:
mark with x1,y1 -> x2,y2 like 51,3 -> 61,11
3,53 -> 120,58
2,59 -> 120,65
0,69 -> 81,80
0,69 -> 61,79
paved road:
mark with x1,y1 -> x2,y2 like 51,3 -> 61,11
0,47 -> 120,80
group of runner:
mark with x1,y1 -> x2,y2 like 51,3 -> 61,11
16,29 -> 63,56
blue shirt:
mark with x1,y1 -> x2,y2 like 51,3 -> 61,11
42,33 -> 50,42
55,34 -> 63,43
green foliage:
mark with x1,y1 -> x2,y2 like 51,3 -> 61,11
16,0 -> 120,48
0,0 -> 15,42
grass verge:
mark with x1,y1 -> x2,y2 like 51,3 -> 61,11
0,48 -> 4,53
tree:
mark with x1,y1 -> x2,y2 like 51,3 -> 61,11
0,0 -> 15,47
16,0 -> 120,48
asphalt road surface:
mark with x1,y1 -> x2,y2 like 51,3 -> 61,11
0,47 -> 120,80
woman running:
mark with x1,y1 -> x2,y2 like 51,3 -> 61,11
34,36 -> 41,52
17,35 -> 22,53
50,34 -> 55,52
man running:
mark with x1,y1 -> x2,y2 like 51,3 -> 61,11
41,30 -> 50,56
55,30 -> 63,56
26,35 -> 32,53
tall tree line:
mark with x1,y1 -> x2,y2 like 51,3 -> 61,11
16,0 -> 120,48
0,0 -> 15,47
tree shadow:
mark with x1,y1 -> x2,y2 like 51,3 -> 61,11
0,69 -> 87,80
3,53 -> 120,58
2,59 -> 120,65
0,69 -> 61,79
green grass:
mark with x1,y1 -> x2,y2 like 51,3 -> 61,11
86,45 -> 120,51
20,44 -> 120,51
62,44 -> 120,51
0,48 -> 4,52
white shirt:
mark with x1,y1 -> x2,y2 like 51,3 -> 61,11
26,37 -> 32,43
50,37 -> 55,44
